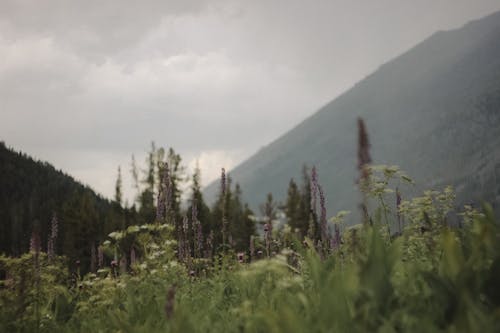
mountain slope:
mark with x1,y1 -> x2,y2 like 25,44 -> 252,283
0,142 -> 137,265
204,10 -> 500,219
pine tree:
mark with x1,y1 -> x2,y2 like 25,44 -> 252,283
188,163 -> 211,237
130,154 -> 140,203
285,178 -> 303,237
114,166 -> 123,206
166,148 -> 185,232
299,165 -> 313,239
138,142 -> 157,223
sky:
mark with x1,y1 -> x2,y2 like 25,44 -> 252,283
1,0 -> 500,203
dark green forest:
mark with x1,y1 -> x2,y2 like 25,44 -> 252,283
0,142 -> 137,266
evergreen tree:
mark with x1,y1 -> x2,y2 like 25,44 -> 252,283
114,166 -> 123,206
299,165 -> 314,239
138,142 -> 157,223
130,154 -> 140,204
166,148 -> 185,232
285,178 -> 305,237
188,163 -> 211,237
230,183 -> 256,252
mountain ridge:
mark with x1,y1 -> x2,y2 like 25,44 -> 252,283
203,10 -> 500,219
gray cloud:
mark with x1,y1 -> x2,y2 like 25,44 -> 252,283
1,0 -> 499,200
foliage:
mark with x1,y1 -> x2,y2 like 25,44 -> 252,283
1,189 -> 499,332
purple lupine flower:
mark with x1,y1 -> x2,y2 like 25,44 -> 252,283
47,214 -> 58,261
237,252 -> 244,263
264,221 -> 272,258
318,184 -> 328,245
156,162 -> 167,222
396,187 -> 403,233
357,117 -> 372,225
308,166 -> 320,240
191,199 -> 203,258
182,215 -> 191,260
50,214 -> 58,240
196,222 -> 203,258
220,168 -> 228,246
357,117 -> 372,180
310,166 -> 318,216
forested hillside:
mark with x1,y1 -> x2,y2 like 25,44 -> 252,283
0,142 -> 138,269
204,10 -> 500,219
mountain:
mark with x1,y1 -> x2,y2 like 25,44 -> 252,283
204,10 -> 500,220
0,142 -> 137,266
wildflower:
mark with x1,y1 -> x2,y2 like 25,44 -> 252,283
47,213 -> 58,260
318,184 -> 328,245
357,117 -> 372,174
310,166 -> 318,216
357,117 -> 372,225
220,168 -> 228,246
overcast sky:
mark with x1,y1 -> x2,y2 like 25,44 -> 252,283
1,0 -> 499,203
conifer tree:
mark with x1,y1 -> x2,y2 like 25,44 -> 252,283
114,166 -> 123,206
138,142 -> 157,223
188,163 -> 211,239
285,178 -> 303,237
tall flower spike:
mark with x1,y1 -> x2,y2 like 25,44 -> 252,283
191,199 -> 203,258
318,184 -> 328,246
156,162 -> 170,223
47,213 -> 58,260
396,188 -> 402,233
357,117 -> 372,225
310,166 -> 318,216
182,215 -> 191,260
220,168 -> 228,246
357,117 -> 372,180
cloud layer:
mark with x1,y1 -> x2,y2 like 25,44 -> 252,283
1,0 -> 499,201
